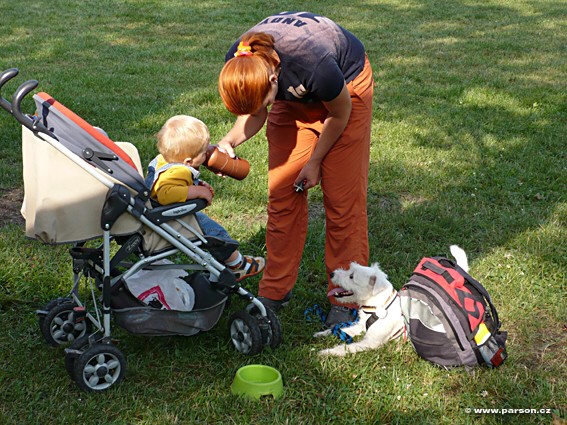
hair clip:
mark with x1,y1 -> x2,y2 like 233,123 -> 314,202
234,41 -> 253,57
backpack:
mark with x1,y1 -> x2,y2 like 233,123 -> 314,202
399,256 -> 507,368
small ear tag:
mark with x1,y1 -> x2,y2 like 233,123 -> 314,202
376,307 -> 387,319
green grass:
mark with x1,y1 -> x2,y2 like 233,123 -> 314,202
0,0 -> 565,424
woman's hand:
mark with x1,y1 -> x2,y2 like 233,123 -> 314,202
217,109 -> 269,157
216,139 -> 236,158
294,160 -> 321,191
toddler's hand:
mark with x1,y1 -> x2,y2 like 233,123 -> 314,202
198,180 -> 215,197
191,185 -> 213,206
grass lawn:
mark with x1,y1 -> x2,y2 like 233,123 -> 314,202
0,1 -> 565,424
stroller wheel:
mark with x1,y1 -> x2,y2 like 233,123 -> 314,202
73,343 -> 126,392
249,305 -> 283,350
229,310 -> 263,355
37,297 -> 72,329
64,333 -> 102,379
65,335 -> 89,379
40,302 -> 91,347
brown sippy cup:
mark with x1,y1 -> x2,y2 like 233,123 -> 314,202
204,145 -> 250,180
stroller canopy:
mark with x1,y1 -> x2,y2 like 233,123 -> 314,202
34,92 -> 149,197
21,93 -> 149,243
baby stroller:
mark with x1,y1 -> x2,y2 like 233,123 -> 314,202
0,68 -> 281,392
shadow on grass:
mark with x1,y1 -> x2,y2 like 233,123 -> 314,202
0,1 -> 564,423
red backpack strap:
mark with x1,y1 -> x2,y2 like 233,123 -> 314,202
452,262 -> 501,331
415,257 -> 485,332
433,256 -> 502,332
421,260 -> 455,283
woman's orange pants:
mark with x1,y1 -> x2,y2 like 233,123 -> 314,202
258,56 -> 374,306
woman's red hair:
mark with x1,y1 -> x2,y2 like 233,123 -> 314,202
219,32 -> 279,115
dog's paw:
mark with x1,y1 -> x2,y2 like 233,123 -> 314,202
313,329 -> 332,338
318,346 -> 347,357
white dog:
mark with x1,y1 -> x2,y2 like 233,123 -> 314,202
316,262 -> 405,356
317,245 -> 468,356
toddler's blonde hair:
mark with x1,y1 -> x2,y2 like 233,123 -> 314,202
157,115 -> 209,162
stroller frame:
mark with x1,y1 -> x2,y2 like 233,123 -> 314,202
0,68 -> 281,392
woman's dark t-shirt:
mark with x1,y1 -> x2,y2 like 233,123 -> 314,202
226,12 -> 366,103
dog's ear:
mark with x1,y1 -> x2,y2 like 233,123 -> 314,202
369,275 -> 380,295
371,275 -> 385,296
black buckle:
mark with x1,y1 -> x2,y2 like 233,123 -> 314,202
83,148 -> 118,173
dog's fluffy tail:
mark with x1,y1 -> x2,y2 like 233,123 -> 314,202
450,245 -> 469,272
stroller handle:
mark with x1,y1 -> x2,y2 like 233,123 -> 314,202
0,68 -> 54,137
12,79 -> 38,129
0,68 -> 19,113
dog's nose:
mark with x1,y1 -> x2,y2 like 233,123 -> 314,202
330,272 -> 335,279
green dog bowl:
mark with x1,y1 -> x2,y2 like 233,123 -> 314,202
231,365 -> 283,400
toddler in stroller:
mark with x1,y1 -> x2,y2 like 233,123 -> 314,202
145,114 -> 264,282
0,68 -> 282,393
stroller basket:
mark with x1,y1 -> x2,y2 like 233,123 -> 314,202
112,273 -> 228,336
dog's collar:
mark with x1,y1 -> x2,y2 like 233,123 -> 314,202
361,290 -> 398,331
361,289 -> 398,314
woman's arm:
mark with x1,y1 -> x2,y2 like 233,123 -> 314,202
217,107 -> 269,157
294,83 -> 352,190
